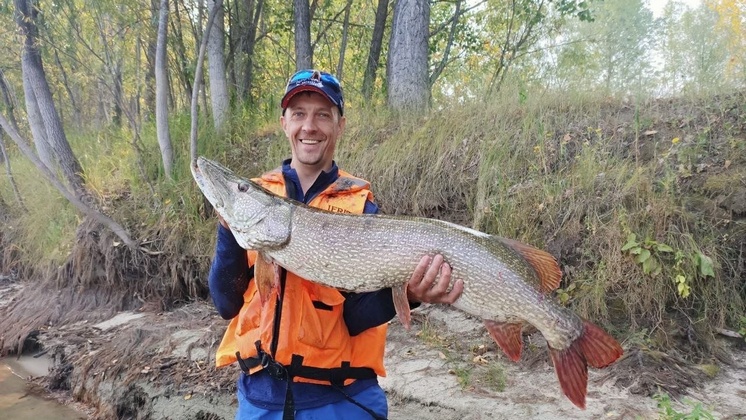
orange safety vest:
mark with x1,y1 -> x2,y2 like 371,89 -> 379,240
214,168 -> 388,385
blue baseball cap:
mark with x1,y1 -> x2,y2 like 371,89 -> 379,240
281,69 -> 344,116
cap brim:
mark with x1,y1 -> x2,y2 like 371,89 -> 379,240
281,86 -> 337,109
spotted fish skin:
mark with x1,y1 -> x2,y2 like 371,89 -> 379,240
192,156 -> 623,409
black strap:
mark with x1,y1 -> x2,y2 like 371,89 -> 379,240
270,269 -> 287,357
288,355 -> 377,387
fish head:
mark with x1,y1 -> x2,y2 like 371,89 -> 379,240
193,157 -> 290,249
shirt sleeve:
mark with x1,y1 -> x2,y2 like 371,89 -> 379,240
342,199 -> 420,336
208,223 -> 251,320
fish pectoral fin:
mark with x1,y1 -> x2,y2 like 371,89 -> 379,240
255,254 -> 281,305
497,237 -> 562,293
484,320 -> 524,362
392,284 -> 411,330
548,320 -> 623,410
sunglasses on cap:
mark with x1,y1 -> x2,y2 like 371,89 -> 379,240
282,69 -> 344,115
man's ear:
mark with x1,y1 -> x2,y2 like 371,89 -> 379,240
338,115 -> 346,134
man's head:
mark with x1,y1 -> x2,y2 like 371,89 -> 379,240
280,70 -> 346,174
281,69 -> 344,116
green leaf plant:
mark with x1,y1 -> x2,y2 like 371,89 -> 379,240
622,233 -> 715,299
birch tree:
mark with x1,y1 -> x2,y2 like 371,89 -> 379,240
207,0 -> 230,131
15,0 -> 86,197
155,0 -> 173,179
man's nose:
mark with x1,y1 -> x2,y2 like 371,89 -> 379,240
302,116 -> 318,132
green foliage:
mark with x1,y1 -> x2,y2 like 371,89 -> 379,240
739,316 -> 746,342
621,233 -> 714,299
654,393 -> 716,420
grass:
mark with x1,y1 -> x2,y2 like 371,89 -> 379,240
655,393 -> 716,420
0,87 -> 744,357
414,315 -> 506,392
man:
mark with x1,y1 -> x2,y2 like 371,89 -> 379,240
209,69 -> 464,420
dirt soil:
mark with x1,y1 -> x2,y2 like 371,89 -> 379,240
2,280 -> 744,420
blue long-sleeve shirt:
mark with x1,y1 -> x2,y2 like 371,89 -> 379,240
208,159 -> 402,410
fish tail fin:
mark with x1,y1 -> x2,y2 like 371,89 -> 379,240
392,283 -> 412,330
577,320 -> 624,369
549,344 -> 588,409
549,320 -> 623,409
484,320 -> 523,362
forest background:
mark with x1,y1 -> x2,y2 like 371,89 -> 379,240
0,0 -> 744,416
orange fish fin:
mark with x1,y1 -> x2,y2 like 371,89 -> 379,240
392,283 -> 411,330
499,238 -> 562,293
254,254 -> 280,305
577,320 -> 624,368
548,320 -> 623,409
549,344 -> 588,409
484,320 -> 523,362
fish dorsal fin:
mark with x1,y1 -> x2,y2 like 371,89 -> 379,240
498,237 -> 562,293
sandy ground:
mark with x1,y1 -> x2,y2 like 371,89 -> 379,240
2,280 -> 745,420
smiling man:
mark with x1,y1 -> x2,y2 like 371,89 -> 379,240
208,69 -> 464,420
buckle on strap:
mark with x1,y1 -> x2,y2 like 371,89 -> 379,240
256,340 -> 288,380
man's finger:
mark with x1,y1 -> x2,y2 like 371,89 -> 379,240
430,262 -> 451,295
440,279 -> 465,304
409,255 -> 432,290
422,254 -> 443,288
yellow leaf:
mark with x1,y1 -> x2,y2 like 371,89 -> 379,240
672,137 -> 680,144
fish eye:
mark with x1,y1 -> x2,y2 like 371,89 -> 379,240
237,182 -> 250,192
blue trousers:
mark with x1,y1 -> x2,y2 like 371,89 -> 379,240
235,384 -> 388,420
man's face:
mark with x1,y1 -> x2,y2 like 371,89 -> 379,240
281,92 -> 345,173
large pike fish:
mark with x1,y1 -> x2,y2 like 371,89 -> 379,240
192,156 -> 623,409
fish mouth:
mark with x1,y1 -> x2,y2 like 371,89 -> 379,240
193,157 -> 229,209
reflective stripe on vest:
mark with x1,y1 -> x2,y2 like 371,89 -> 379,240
214,169 -> 387,385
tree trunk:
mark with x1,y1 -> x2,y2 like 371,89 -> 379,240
155,0 -> 173,179
113,57 -> 123,127
21,70 -> 54,171
190,0 -> 223,163
207,0 -> 230,131
294,0 -> 313,69
0,131 -> 27,211
387,0 -> 430,113
15,0 -> 87,197
53,49 -> 82,130
238,0 -> 264,102
429,0 -> 461,88
336,0 -> 353,80
171,0 -> 194,106
363,0 -> 389,102
0,69 -> 20,133
144,0 -> 159,119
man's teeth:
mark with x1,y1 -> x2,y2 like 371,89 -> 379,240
300,139 -> 321,144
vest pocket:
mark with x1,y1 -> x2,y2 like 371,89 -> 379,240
236,287 -> 261,337
296,282 -> 347,349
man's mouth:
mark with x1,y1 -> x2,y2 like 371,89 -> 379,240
300,139 -> 322,145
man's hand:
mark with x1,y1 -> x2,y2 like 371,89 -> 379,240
406,254 -> 464,304
217,213 -> 229,229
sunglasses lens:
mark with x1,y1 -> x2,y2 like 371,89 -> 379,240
289,70 -> 340,90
